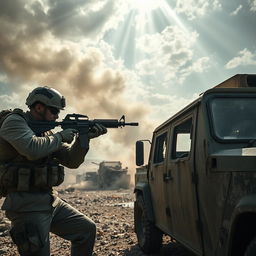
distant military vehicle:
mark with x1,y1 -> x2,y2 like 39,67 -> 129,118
85,171 -> 98,185
93,161 -> 130,189
76,171 -> 98,186
134,74 -> 256,255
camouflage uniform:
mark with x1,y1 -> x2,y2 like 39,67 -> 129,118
0,111 -> 96,256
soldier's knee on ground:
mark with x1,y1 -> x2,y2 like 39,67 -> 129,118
89,221 -> 96,239
74,217 -> 96,244
83,218 -> 96,241
10,222 -> 44,255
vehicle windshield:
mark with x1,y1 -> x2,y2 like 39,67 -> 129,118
209,97 -> 256,140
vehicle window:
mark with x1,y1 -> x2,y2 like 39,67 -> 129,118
209,97 -> 256,140
153,132 -> 167,163
171,118 -> 192,159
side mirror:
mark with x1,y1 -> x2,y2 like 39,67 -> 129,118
136,141 -> 144,166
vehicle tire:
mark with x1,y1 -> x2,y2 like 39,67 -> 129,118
244,237 -> 256,256
134,194 -> 163,254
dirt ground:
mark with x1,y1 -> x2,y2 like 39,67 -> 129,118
0,188 -> 194,256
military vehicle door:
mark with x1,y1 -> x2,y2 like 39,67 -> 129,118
149,128 -> 172,233
166,110 -> 202,254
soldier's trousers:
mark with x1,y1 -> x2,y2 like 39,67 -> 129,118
5,198 -> 96,256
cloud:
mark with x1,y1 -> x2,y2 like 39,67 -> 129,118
0,0 -> 153,171
0,0 -> 144,115
136,26 -> 197,74
180,57 -> 210,83
175,0 -> 221,20
0,37 -> 150,166
0,93 -> 23,109
249,0 -> 256,11
225,48 -> 256,69
47,0 -> 127,40
135,25 -> 210,84
0,0 -> 127,45
230,5 -> 243,16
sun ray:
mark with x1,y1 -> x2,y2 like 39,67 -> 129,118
129,0 -> 161,13
104,10 -> 137,67
105,0 -> 209,71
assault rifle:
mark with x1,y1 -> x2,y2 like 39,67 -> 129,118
28,114 -> 139,148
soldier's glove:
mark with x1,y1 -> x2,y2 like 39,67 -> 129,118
59,128 -> 78,143
88,123 -> 107,139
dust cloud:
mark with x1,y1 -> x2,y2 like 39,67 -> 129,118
0,1 -> 156,177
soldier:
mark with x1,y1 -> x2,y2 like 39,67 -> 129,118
0,86 -> 107,256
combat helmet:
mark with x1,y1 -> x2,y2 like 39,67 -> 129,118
26,86 -> 66,109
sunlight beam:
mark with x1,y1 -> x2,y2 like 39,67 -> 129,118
129,0 -> 160,13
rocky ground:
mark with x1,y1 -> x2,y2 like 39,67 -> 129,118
0,187 -> 194,256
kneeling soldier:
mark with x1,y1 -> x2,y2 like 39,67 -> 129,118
0,86 -> 107,256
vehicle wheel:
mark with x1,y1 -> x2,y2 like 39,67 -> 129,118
134,194 -> 163,254
244,237 -> 256,256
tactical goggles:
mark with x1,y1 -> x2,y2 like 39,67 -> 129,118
48,106 -> 60,115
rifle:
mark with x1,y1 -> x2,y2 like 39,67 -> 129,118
28,114 -> 139,148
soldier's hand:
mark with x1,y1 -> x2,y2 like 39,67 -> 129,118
88,123 -> 107,139
59,129 -> 78,143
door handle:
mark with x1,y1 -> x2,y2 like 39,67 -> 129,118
163,172 -> 173,182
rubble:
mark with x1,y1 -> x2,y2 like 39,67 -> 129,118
0,189 -> 192,256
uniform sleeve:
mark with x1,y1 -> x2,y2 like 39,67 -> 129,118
0,114 -> 63,160
53,138 -> 89,169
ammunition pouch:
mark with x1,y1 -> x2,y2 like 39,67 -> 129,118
0,164 -> 65,196
10,222 -> 43,255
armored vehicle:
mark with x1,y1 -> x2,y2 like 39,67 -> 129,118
84,171 -> 98,185
134,74 -> 256,256
76,171 -> 98,185
95,161 -> 130,189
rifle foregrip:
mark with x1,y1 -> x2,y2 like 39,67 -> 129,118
79,133 -> 89,149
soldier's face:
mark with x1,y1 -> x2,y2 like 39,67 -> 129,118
44,106 -> 59,121
33,103 -> 59,121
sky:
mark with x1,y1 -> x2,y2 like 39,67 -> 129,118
0,0 -> 255,177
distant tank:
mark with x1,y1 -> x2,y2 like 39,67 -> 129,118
93,161 -> 130,189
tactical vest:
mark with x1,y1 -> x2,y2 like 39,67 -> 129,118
0,109 -> 64,197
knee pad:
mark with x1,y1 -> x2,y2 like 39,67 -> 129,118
10,222 -> 44,255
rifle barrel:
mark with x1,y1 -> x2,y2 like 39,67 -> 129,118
125,122 -> 139,126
